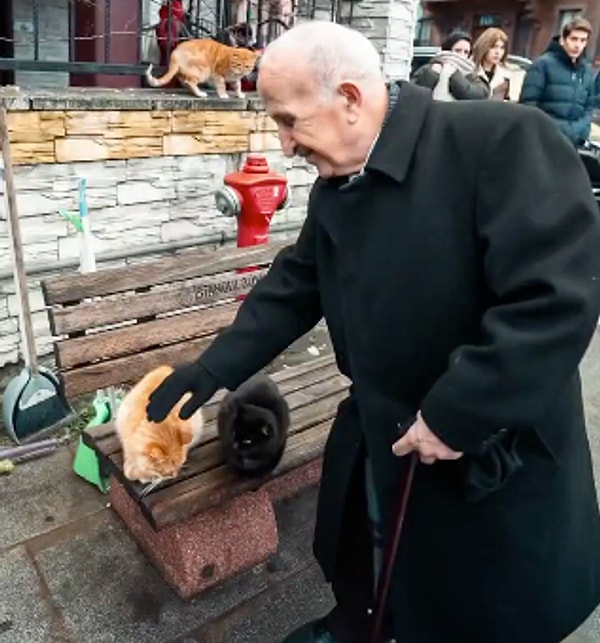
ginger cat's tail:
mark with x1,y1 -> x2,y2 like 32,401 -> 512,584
145,60 -> 179,88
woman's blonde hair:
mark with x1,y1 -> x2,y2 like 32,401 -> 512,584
472,28 -> 509,67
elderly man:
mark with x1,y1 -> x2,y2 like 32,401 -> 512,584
147,21 -> 600,643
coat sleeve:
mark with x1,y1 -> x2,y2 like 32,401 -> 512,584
420,106 -> 600,454
197,190 -> 323,390
570,74 -> 594,145
448,70 -> 490,100
518,60 -> 545,106
411,64 -> 440,90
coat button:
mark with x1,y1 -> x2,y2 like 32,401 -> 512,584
498,428 -> 508,436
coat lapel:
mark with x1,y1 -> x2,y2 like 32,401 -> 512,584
366,81 -> 432,184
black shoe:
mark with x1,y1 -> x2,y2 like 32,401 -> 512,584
281,617 -> 338,643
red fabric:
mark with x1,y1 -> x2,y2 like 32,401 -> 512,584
156,0 -> 185,66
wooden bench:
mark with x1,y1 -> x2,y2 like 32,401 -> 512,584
41,241 -> 348,599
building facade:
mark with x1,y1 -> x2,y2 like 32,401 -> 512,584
420,0 -> 600,64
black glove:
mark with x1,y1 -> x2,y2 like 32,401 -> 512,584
146,361 -> 220,422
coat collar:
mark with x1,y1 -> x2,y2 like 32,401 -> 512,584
365,81 -> 432,184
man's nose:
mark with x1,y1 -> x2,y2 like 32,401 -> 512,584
278,128 -> 296,158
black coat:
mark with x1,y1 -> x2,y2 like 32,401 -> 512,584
200,82 -> 600,641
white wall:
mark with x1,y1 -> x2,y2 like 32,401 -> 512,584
0,150 -> 315,367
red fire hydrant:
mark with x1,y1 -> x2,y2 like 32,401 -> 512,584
214,154 -> 289,247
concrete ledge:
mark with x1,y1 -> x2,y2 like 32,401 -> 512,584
108,458 -> 323,599
0,87 -> 259,112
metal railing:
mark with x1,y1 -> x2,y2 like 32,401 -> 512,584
0,0 -> 357,82
0,0 -> 222,78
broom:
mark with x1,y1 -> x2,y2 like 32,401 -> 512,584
0,104 -> 71,443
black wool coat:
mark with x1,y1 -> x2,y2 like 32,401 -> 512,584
200,82 -> 600,642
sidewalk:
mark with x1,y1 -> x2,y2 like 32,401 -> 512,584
2,330 -> 600,642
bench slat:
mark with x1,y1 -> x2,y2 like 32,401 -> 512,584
82,355 -> 336,448
55,302 -> 239,369
61,334 -> 214,398
49,268 -> 268,336
145,421 -> 329,529
42,241 -> 287,304
139,384 -> 347,496
200,359 -> 341,423
82,357 -> 341,457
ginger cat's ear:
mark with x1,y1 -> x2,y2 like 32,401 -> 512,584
180,430 -> 193,446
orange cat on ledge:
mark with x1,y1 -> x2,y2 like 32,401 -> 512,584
145,38 -> 259,99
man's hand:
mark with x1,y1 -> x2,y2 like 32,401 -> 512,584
392,412 -> 463,465
146,362 -> 219,423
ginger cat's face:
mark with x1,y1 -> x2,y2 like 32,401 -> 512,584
220,47 -> 259,79
115,365 -> 204,484
127,433 -> 189,482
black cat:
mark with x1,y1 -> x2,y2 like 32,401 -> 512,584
217,374 -> 289,477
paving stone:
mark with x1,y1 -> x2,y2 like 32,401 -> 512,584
0,547 -> 54,643
0,447 -> 107,549
573,608 -> 600,642
176,562 -> 334,643
32,485 -> 325,643
34,510 -> 260,643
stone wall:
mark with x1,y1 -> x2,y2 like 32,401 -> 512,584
341,0 -> 417,80
0,94 -> 316,368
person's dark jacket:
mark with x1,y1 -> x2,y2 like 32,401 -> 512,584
412,61 -> 489,100
195,82 -> 600,641
594,69 -> 600,108
519,36 -> 594,146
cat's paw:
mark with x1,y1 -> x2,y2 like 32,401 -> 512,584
236,91 -> 246,99
218,93 -> 230,99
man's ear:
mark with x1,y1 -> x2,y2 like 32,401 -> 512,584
339,82 -> 362,123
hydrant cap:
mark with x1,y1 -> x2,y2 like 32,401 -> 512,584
243,154 -> 270,174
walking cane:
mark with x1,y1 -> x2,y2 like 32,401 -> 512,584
369,452 -> 419,643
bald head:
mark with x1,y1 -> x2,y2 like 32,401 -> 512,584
259,22 -> 384,97
256,22 -> 388,180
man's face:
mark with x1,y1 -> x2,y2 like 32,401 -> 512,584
257,61 -> 362,179
560,29 -> 589,61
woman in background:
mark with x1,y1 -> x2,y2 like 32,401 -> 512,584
411,31 -> 489,101
472,27 -> 511,101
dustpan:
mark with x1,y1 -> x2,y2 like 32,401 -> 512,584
73,391 -> 111,493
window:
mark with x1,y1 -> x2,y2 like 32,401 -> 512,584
557,9 -> 583,32
474,14 -> 501,28
414,2 -> 433,46
415,18 -> 433,46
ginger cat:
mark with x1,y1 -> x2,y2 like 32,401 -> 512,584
115,365 -> 204,484
145,39 -> 259,99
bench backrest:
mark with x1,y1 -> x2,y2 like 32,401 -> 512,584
41,242 -> 285,399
